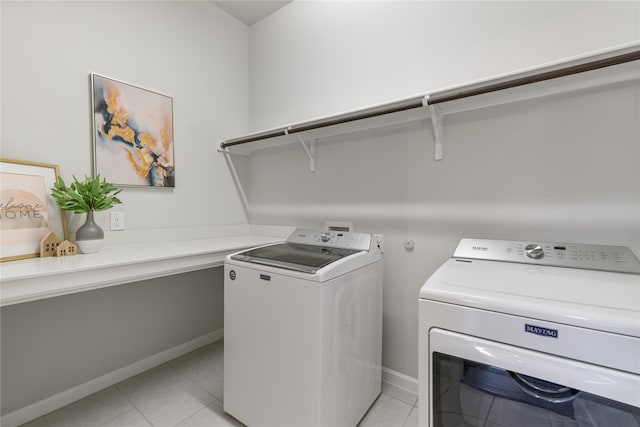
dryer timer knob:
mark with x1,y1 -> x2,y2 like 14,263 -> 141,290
525,244 -> 544,259
320,232 -> 331,243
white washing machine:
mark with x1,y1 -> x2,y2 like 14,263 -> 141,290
418,238 -> 640,427
224,229 -> 383,427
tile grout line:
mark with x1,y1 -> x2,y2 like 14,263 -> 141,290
161,361 -> 219,427
388,393 -> 415,427
106,385 -> 151,427
166,347 -> 225,402
170,398 -> 224,427
400,409 -> 413,427
383,391 -> 417,407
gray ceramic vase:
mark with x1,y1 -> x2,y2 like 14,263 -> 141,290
75,210 -> 104,254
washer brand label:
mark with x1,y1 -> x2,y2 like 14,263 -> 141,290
260,274 -> 271,281
472,246 -> 488,252
525,324 -> 558,338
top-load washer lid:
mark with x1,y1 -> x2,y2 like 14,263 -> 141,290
229,229 -> 374,274
230,242 -> 361,274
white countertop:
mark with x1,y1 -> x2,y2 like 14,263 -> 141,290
0,230 -> 287,307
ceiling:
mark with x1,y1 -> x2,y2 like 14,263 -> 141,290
211,1 -> 292,25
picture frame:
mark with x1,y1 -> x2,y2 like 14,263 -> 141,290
90,73 -> 175,188
0,158 -> 68,262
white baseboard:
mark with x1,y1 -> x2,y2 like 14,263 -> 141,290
1,329 -> 224,427
382,366 -> 419,405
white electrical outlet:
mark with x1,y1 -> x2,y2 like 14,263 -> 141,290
110,212 -> 125,231
373,234 -> 384,254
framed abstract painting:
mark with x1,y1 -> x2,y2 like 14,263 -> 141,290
0,158 -> 68,261
91,73 -> 175,188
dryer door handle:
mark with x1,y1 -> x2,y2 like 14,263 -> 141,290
509,371 -> 581,403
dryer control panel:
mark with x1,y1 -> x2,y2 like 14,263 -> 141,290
287,229 -> 372,251
453,239 -> 640,274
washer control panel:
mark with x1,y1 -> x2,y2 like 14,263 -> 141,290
453,238 -> 640,274
287,228 -> 372,251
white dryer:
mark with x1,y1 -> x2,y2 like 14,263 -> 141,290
418,239 -> 640,427
224,229 -> 383,427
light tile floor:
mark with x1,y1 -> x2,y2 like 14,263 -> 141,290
20,340 -> 418,427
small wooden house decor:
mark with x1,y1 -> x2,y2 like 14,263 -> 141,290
56,240 -> 77,257
40,231 -> 61,257
39,232 -> 77,257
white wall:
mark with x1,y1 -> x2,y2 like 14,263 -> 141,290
247,1 -> 640,380
250,0 -> 639,130
1,1 -> 250,233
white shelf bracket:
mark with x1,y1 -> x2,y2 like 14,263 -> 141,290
424,96 -> 444,160
295,132 -> 316,172
220,145 -> 249,219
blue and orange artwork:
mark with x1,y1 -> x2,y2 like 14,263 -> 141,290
92,74 -> 175,187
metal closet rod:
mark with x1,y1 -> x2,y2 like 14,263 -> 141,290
220,97 -> 424,148
220,49 -> 640,150
430,49 -> 640,104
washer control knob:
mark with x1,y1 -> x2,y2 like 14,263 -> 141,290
525,244 -> 544,259
320,232 -> 331,243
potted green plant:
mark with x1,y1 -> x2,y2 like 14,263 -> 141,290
51,175 -> 122,254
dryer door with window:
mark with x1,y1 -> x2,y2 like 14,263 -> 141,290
429,329 -> 640,427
